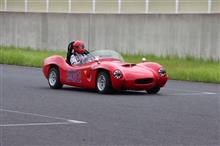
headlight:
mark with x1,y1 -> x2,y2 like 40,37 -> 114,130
158,67 -> 166,77
113,69 -> 123,79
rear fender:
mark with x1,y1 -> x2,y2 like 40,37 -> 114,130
42,55 -> 70,82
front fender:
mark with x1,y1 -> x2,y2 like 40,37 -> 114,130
138,62 -> 168,87
91,62 -> 123,90
138,62 -> 162,71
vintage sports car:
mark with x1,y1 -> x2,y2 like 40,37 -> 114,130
43,50 -> 168,94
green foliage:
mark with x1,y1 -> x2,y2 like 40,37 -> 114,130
1,46 -> 220,83
0,46 -> 65,67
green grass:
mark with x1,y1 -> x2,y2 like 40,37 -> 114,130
1,46 -> 220,83
0,46 -> 65,67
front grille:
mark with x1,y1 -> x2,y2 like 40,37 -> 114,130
135,78 -> 153,84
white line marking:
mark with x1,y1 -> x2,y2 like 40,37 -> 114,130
164,88 -> 218,94
164,87 -> 201,93
0,108 -> 87,124
68,120 -> 87,124
166,92 -> 217,96
203,92 -> 217,95
0,122 -> 70,127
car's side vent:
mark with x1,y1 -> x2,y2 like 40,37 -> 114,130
135,78 -> 153,84
122,64 -> 136,67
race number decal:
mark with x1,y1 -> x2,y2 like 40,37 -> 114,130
66,70 -> 81,83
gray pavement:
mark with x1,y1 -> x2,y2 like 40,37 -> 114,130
0,64 -> 219,146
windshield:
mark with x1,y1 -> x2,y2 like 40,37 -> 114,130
90,50 -> 124,61
80,50 -> 124,64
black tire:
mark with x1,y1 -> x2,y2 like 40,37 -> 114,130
96,71 -> 112,94
146,85 -> 160,94
48,67 -> 63,89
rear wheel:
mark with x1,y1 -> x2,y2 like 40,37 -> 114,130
146,85 -> 160,94
96,71 -> 112,94
48,67 -> 63,89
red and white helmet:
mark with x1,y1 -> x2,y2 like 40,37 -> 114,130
72,40 -> 86,54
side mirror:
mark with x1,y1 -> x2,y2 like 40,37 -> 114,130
142,57 -> 146,62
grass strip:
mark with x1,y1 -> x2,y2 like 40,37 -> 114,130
1,46 -> 220,83
0,46 -> 65,67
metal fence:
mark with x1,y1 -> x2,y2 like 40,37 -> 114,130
0,0 -> 219,13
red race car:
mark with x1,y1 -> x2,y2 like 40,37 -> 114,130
43,50 -> 168,94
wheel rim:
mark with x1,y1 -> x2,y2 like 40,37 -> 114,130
97,75 -> 106,91
49,71 -> 57,86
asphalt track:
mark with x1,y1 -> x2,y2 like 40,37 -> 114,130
0,64 -> 219,146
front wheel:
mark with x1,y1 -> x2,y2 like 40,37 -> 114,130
48,67 -> 63,89
96,71 -> 112,94
146,85 -> 160,94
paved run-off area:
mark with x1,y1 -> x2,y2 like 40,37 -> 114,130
0,65 -> 219,145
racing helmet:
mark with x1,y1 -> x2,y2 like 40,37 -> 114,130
72,40 -> 86,54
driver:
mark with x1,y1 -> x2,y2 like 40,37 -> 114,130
68,40 -> 89,65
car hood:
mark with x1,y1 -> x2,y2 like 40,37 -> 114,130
122,64 -> 155,79
102,61 -> 156,79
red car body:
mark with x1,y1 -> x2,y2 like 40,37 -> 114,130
43,50 -> 168,94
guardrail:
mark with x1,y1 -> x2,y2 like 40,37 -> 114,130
0,0 -> 219,14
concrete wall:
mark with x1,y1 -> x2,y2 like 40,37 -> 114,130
0,12 -> 219,60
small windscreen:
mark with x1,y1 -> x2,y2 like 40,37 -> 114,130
90,50 -> 124,62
